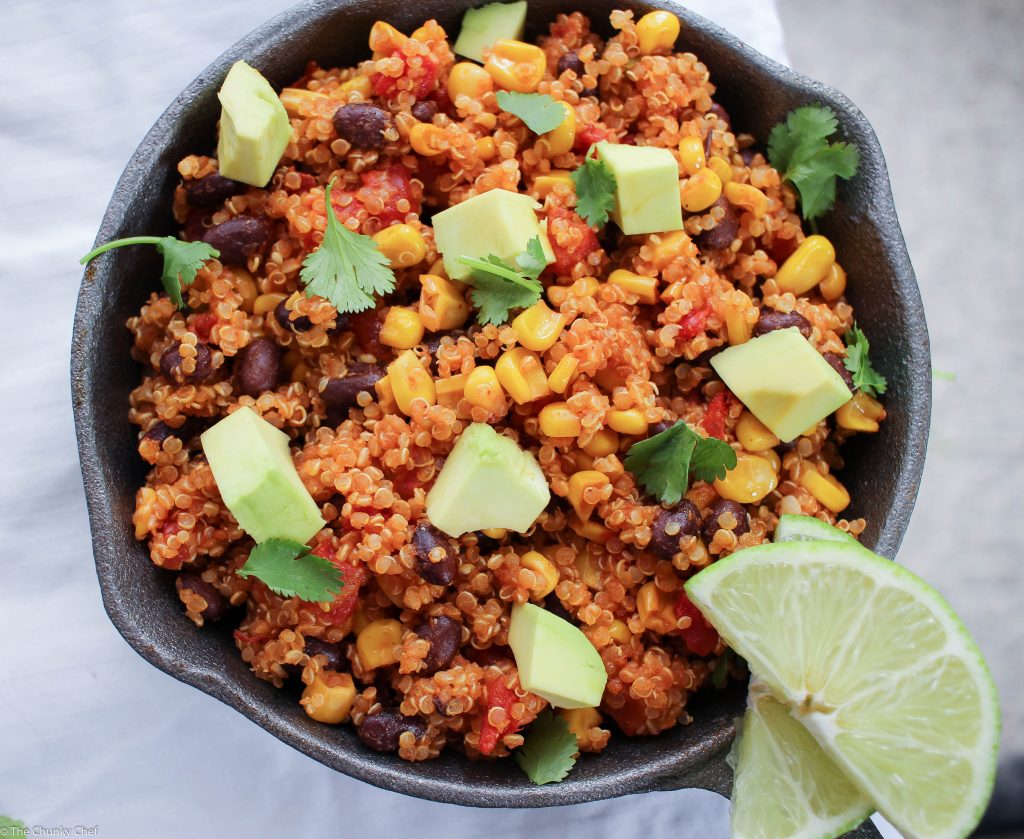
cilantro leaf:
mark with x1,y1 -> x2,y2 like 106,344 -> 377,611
514,710 -> 579,784
843,322 -> 887,397
457,236 -> 545,325
300,180 -> 396,313
570,145 -> 617,228
496,91 -> 568,135
515,235 -> 548,280
237,538 -> 343,602
80,235 -> 220,309
623,420 -> 738,505
767,105 -> 859,220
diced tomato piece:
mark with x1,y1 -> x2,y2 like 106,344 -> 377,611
700,391 -> 735,440
359,165 -> 418,226
547,207 -> 602,275
157,519 -> 190,570
602,695 -> 649,736
767,234 -> 798,265
478,677 -> 522,756
573,123 -> 612,153
233,628 -> 267,645
673,592 -> 720,657
676,305 -> 710,345
191,312 -> 217,342
311,542 -> 370,626
371,51 -> 439,100
286,171 -> 317,194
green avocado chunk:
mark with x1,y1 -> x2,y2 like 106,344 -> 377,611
774,513 -> 857,544
595,141 -> 684,235
508,603 -> 608,709
425,422 -> 549,537
711,328 -> 853,443
432,188 -> 554,281
453,1 -> 528,63
200,406 -> 324,544
216,61 -> 291,188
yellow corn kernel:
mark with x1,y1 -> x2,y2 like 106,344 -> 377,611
511,300 -> 567,352
302,671 -> 357,724
291,361 -> 312,383
387,350 -> 436,415
254,292 -> 287,316
714,453 -> 778,505
574,551 -> 602,588
635,10 -> 681,55
724,181 -> 769,218
372,224 -> 428,269
447,61 -> 494,101
369,20 -> 407,56
409,122 -> 448,156
607,409 -> 648,436
582,427 -> 620,458
762,449 -> 781,474
799,468 -> 850,513
608,619 -> 632,645
636,581 -> 677,633
280,87 -> 329,117
464,365 -> 507,414
547,354 -> 579,394
427,257 -> 448,279
537,102 -> 576,158
419,274 -> 470,332
651,230 -> 692,269
820,261 -> 847,302
495,347 -> 551,404
340,75 -> 372,98
374,374 -> 397,412
560,707 -> 602,747
836,391 -> 885,433
569,515 -> 613,544
735,411 -> 780,452
232,268 -> 258,312
593,367 -> 626,393
775,235 -> 836,295
282,347 -> 302,374
724,293 -> 753,346
435,373 -> 467,408
356,618 -> 403,669
570,450 -> 595,471
608,269 -> 659,305
484,39 -> 547,93
678,135 -> 706,176
482,527 -> 508,539
410,24 -> 435,41
707,155 -> 733,184
351,609 -> 371,635
534,171 -> 574,198
539,402 -> 583,438
521,550 -> 559,598
476,136 -> 497,161
567,470 -> 610,520
380,306 -> 425,349
682,168 -> 723,213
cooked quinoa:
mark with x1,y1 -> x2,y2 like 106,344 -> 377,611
126,9 -> 885,765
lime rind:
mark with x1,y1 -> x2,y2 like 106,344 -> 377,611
774,513 -> 857,544
686,541 -> 1000,839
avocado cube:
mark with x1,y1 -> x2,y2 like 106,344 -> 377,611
711,328 -> 853,443
201,406 -> 324,544
425,422 -> 550,537
432,189 -> 554,281
508,603 -> 607,709
596,141 -> 683,235
453,1 -> 528,63
216,61 -> 291,188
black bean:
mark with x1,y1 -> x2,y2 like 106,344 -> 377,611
648,420 -> 676,437
304,636 -> 346,671
235,337 -> 281,397
753,309 -> 812,338
740,147 -> 757,166
321,362 -> 386,425
557,51 -> 585,78
694,197 -> 739,251
650,501 -> 701,560
702,498 -> 750,543
411,100 -> 438,123
412,523 -> 458,586
358,710 -> 427,752
274,299 -> 313,333
160,341 -> 213,384
203,216 -> 271,265
184,173 -> 247,207
333,103 -> 394,149
143,422 -> 173,444
176,574 -> 227,622
708,103 -> 731,129
415,615 -> 462,674
823,352 -> 855,391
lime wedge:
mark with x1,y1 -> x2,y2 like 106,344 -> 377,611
687,541 -> 1000,839
773,513 -> 856,544
730,681 -> 872,839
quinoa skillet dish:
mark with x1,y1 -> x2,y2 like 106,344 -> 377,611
82,4 -> 892,781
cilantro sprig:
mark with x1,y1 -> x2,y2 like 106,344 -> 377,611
80,236 -> 220,309
457,236 -> 546,325
237,538 -> 343,602
514,710 -> 579,784
496,91 -> 568,135
570,144 -> 617,228
843,322 -> 887,397
624,420 -> 737,505
300,179 -> 396,313
767,105 -> 859,221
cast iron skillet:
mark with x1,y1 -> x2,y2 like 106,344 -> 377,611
71,0 -> 930,830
